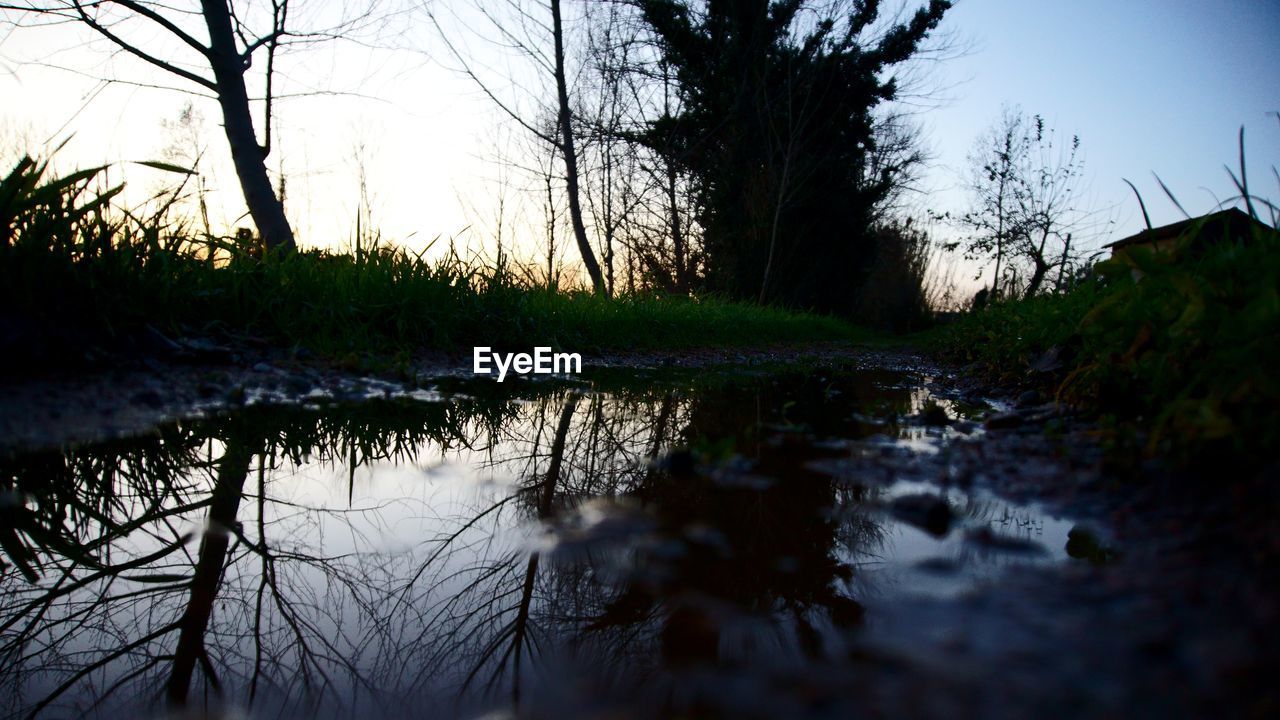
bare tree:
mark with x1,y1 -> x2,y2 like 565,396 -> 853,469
642,60 -> 702,295
947,107 -> 1032,298
584,28 -> 701,296
427,0 -> 608,293
1,2 -> 391,251
551,0 -> 606,293
1013,116 -> 1085,296
578,0 -> 680,296
864,109 -> 930,225
578,3 -> 633,296
950,109 -> 1097,298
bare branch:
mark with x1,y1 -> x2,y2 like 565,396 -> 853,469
112,0 -> 211,58
66,0 -> 217,90
425,6 -> 560,148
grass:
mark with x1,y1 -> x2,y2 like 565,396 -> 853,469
935,123 -> 1280,469
935,210 -> 1279,468
0,155 -> 866,372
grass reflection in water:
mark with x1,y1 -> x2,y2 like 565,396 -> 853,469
0,369 -> 1061,719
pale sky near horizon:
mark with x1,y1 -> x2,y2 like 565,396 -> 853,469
1,0 -> 1277,292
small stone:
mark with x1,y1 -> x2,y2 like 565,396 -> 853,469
890,493 -> 954,537
984,411 -> 1025,430
1028,345 -> 1065,374
284,375 -> 314,396
252,362 -> 272,373
1016,389 -> 1044,408
1066,525 -> 1119,564
921,402 -> 952,427
657,449 -> 697,476
178,338 -> 234,363
142,326 -> 182,355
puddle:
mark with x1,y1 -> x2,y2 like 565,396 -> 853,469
0,367 -> 1080,719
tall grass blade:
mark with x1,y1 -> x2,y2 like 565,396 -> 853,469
132,160 -> 195,175
1234,126 -> 1257,220
1246,196 -> 1279,227
1154,172 -> 1191,219
1123,178 -> 1152,230
46,165 -> 110,190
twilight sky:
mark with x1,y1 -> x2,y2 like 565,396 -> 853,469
924,1 -> 1279,249
1,0 -> 1277,290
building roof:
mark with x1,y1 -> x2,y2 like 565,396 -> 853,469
1105,207 -> 1274,250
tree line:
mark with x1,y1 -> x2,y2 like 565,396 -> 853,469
5,0 -> 959,322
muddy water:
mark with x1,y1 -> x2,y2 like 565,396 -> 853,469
0,366 -> 1080,719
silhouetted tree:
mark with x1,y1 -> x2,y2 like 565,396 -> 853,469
428,0 -> 608,293
633,0 -> 951,313
951,109 -> 1095,298
948,107 -> 1032,298
2,2 -> 390,251
578,3 -> 641,296
584,29 -> 702,295
855,218 -> 933,332
552,0 -> 608,293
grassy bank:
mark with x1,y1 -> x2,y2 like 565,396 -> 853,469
1,157 -> 864,371
936,215 -> 1279,467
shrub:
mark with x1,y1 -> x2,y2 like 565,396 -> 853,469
939,216 -> 1278,466
854,220 -> 934,333
1063,221 -> 1279,459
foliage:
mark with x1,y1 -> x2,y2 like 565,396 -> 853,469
854,219 -> 934,332
635,0 -> 951,313
1066,226 -> 1279,459
929,283 -> 1099,383
0,156 -> 864,372
938,219 -> 1279,466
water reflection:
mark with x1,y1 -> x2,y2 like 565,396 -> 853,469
0,370 -> 1066,718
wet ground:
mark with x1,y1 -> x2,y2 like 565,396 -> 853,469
0,352 -> 1275,719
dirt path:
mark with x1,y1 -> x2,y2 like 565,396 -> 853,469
0,341 -> 907,453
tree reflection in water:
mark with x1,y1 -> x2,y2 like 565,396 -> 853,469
1,371 -> 930,719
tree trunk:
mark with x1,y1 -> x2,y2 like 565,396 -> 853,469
167,428 -> 254,705
201,0 -> 296,252
1055,233 -> 1072,292
1025,260 -> 1049,298
551,0 -> 606,294
992,176 -> 1005,299
1024,229 -> 1052,298
667,159 -> 688,292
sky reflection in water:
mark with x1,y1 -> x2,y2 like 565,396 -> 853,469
0,368 -> 1071,719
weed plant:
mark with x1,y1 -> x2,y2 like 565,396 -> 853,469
1067,223 -> 1278,460
0,155 -> 862,371
938,128 -> 1280,467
